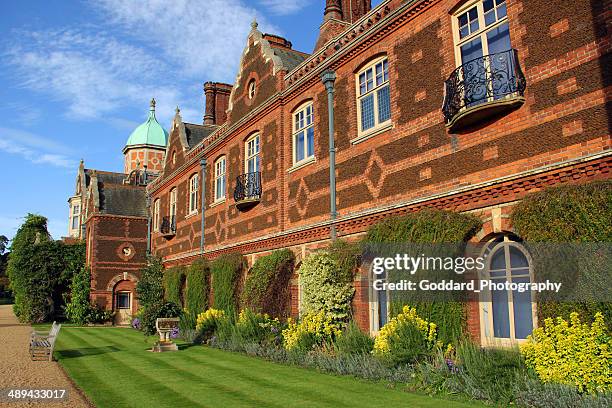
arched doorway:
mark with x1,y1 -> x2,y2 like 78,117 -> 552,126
107,273 -> 138,325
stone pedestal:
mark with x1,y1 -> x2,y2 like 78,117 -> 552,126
151,317 -> 180,352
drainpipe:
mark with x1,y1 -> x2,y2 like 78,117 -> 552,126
321,70 -> 337,241
200,158 -> 206,255
145,194 -> 151,256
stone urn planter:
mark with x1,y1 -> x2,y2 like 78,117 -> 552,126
151,317 -> 180,352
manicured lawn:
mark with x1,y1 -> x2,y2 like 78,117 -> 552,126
55,327 -> 483,408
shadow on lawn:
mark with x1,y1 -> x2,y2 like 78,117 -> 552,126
57,346 -> 120,359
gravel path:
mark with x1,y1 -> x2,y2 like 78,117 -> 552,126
0,305 -> 91,407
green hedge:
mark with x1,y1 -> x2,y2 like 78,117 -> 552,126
211,253 -> 244,317
241,249 -> 294,317
163,266 -> 186,307
185,259 -> 210,316
511,180 -> 612,328
363,209 -> 482,343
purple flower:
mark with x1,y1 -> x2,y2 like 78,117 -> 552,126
170,327 -> 179,339
445,358 -> 459,373
131,318 -> 141,330
271,326 -> 279,334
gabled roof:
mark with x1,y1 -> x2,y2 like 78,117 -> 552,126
86,169 -> 147,218
98,184 -> 147,217
272,47 -> 308,73
184,123 -> 217,149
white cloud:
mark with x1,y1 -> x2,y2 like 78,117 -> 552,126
4,1 -> 282,128
258,0 -> 310,15
95,0 -> 279,79
0,127 -> 76,168
6,29 -> 188,122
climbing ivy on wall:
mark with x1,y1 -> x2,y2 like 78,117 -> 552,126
163,266 -> 186,307
241,249 -> 294,317
211,253 -> 244,317
512,180 -> 611,242
185,259 -> 210,316
363,208 -> 483,343
511,180 -> 612,329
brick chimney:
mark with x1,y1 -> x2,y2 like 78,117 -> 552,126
203,82 -> 232,126
315,0 -> 372,51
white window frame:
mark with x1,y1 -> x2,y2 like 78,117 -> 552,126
292,102 -> 315,166
116,291 -> 131,310
452,0 -> 509,67
169,188 -> 177,220
245,134 -> 260,174
214,156 -> 226,202
153,199 -> 160,231
355,56 -> 391,139
188,174 -> 199,214
71,204 -> 80,231
369,262 -> 390,335
478,236 -> 537,347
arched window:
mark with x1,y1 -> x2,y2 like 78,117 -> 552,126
292,102 -> 315,165
188,174 -> 199,214
214,156 -> 226,202
480,235 -> 536,345
356,56 -> 391,137
153,199 -> 160,231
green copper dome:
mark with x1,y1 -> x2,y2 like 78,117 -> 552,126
124,98 -> 168,149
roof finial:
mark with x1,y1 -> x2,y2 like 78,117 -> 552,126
150,97 -> 156,112
251,18 -> 258,31
175,105 -> 180,115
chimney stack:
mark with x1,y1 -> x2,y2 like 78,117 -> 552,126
316,0 -> 372,51
203,82 -> 232,126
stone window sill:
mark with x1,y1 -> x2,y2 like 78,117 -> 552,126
288,156 -> 316,173
351,122 -> 393,145
209,199 -> 225,208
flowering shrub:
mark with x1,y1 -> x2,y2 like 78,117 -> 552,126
521,312 -> 612,393
299,251 -> 354,322
195,308 -> 226,335
170,327 -> 180,339
131,317 -> 141,330
373,306 -> 441,364
235,309 -> 284,346
282,311 -> 343,351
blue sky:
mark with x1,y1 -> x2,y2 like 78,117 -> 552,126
0,1 -> 384,241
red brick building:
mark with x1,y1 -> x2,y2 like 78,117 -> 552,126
78,0 -> 610,339
70,101 -> 168,324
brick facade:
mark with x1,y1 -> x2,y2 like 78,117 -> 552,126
141,0 -> 611,338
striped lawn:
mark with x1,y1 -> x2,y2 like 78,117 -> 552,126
54,327 -> 483,408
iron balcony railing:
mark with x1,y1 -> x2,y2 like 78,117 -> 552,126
234,172 -> 262,204
442,49 -> 526,124
160,215 -> 176,235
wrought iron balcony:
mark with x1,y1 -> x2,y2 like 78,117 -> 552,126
442,49 -> 526,131
234,172 -> 261,210
160,215 -> 176,237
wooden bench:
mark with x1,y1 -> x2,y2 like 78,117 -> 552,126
30,321 -> 61,361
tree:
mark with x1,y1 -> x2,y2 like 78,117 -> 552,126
0,235 -> 9,293
7,214 -> 85,322
136,256 -> 165,312
0,235 -> 8,255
